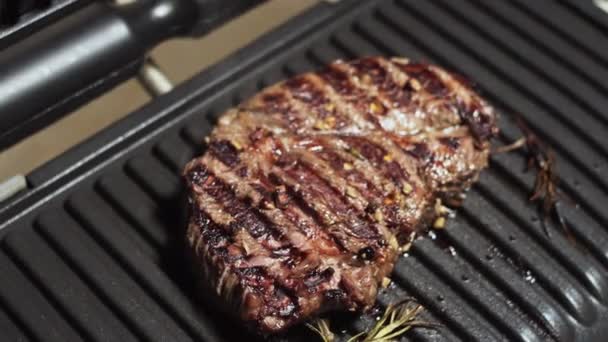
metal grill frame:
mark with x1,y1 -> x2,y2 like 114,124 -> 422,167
1,0 -> 608,341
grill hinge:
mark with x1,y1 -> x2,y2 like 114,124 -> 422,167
137,57 -> 174,97
0,175 -> 27,203
594,0 -> 608,14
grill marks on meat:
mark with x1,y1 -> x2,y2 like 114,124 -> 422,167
184,57 -> 498,333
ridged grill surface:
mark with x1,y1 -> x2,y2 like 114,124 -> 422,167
1,0 -> 608,341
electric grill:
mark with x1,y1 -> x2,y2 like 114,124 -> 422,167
1,0 -> 608,341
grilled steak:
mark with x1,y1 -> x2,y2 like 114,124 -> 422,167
183,57 -> 498,334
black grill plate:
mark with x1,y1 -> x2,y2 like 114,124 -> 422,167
1,0 -> 608,341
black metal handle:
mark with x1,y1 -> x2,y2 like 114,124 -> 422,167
0,0 -> 264,151
190,0 -> 267,37
0,0 -> 52,26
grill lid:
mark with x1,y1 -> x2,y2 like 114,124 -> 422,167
0,0 -> 264,151
1,0 -> 608,341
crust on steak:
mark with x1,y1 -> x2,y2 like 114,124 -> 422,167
183,57 -> 498,334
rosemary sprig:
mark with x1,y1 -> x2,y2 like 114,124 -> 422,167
348,302 -> 425,342
495,116 -> 573,240
306,318 -> 335,342
307,301 -> 431,342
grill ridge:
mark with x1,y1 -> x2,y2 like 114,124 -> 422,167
10,226 -> 138,342
0,301 -> 32,342
64,197 -> 194,341
397,0 -> 608,168
432,0 -> 608,132
495,114 -> 608,227
316,13 -> 597,334
375,2 -> 608,196
486,152 -> 607,269
557,0 -> 608,33
468,188 -> 595,319
413,240 -> 545,342
473,178 -> 600,322
1,0 -> 608,340
510,0 -> 608,65
0,247 -> 83,341
470,0 -> 608,99
367,3 -> 608,252
344,8 -> 604,248
443,216 -> 569,341
489,151 -> 608,271
2,234 -> 90,341
394,256 -> 504,341
95,173 -> 167,254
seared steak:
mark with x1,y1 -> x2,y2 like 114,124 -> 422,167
183,57 -> 498,333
